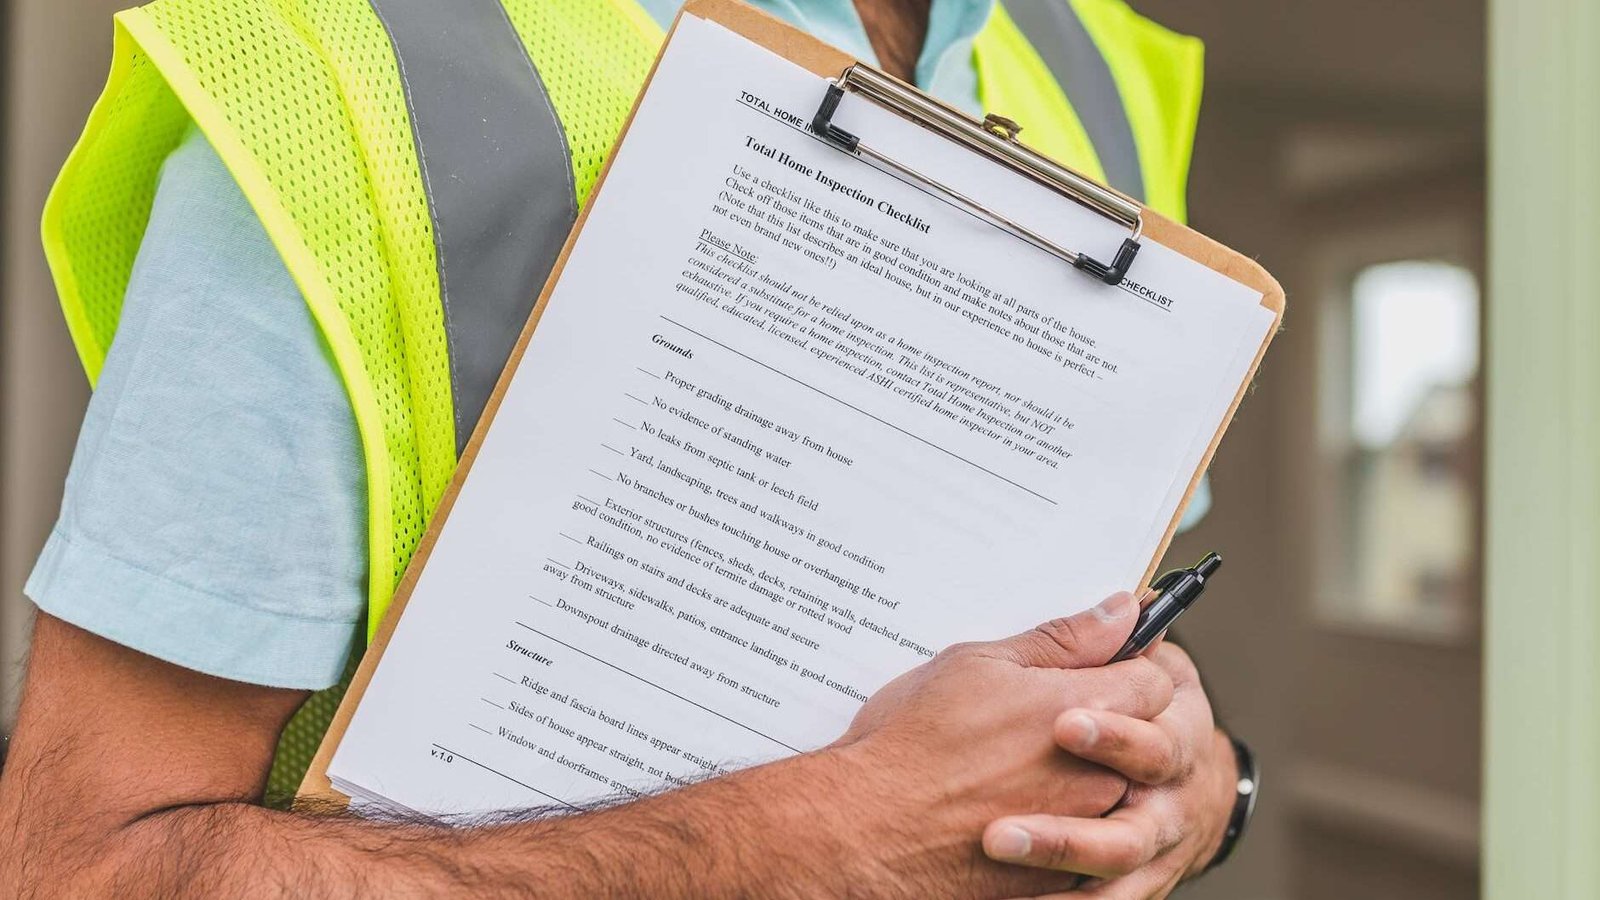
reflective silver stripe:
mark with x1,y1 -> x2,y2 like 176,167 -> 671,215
369,0 -> 577,453
1000,0 -> 1145,202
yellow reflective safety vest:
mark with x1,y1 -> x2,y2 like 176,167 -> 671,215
43,0 -> 1202,798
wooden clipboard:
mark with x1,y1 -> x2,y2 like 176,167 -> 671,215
298,0 -> 1284,807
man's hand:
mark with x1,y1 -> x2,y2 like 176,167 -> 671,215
979,643 -> 1239,898
824,590 -> 1181,896
1,592 -> 1175,899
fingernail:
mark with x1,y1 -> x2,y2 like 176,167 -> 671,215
989,825 -> 1032,861
1091,591 -> 1136,622
1061,712 -> 1098,749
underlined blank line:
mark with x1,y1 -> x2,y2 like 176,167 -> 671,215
432,743 -> 574,809
657,316 -> 1055,505
516,622 -> 798,753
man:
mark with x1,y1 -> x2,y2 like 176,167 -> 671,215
1,0 -> 1247,895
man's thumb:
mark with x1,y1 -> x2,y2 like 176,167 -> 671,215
992,591 -> 1140,669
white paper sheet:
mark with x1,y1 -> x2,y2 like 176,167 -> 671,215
328,14 -> 1275,815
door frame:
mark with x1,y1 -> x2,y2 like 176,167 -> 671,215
1483,0 -> 1600,895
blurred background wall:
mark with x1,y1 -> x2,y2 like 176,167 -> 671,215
1140,1 -> 1485,898
0,1 -> 1485,897
2,0 -> 105,733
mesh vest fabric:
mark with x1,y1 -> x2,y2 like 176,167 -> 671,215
973,0 -> 1202,223
42,1 -> 448,802
41,0 -> 659,801
41,0 -> 1199,802
1064,0 -> 1203,222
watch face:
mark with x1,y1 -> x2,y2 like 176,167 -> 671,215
1233,737 -> 1259,828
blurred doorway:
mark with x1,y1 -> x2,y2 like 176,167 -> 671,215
1140,0 -> 1485,898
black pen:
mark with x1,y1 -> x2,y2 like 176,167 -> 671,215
1109,552 -> 1222,663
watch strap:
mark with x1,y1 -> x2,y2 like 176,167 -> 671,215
1204,735 -> 1258,873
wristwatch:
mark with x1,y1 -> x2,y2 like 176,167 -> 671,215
1204,735 -> 1258,873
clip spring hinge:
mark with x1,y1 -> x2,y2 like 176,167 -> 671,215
1073,238 -> 1141,285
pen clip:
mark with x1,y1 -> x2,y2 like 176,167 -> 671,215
1144,567 -> 1186,601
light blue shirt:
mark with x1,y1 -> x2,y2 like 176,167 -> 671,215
27,125 -> 367,689
28,0 -> 1207,690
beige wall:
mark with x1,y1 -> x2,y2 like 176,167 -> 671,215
1,0 -> 121,729
1156,102 -> 1484,899
1136,0 -> 1486,894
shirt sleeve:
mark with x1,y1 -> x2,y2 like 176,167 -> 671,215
26,125 -> 368,690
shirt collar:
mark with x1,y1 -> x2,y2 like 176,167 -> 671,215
635,0 -> 995,114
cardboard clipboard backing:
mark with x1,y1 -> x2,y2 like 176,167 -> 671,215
298,0 -> 1284,807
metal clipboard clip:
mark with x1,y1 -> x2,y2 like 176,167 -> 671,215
811,63 -> 1143,286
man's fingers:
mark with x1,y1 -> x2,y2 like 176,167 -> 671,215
1074,866 -> 1185,900
1135,643 -> 1217,738
982,801 -> 1178,879
1145,642 -> 1200,690
1054,710 -> 1186,785
1053,659 -> 1175,721
989,592 -> 1139,669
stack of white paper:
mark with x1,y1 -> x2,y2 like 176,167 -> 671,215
326,13 -> 1275,817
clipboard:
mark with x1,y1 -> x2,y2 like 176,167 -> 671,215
298,0 -> 1284,807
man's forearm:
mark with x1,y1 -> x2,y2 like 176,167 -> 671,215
7,607 -> 1197,899
80,748 -> 889,899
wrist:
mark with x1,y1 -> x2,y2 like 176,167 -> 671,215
810,736 -> 983,895
474,750 -> 895,900
719,743 -> 920,897
1188,728 -> 1242,879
